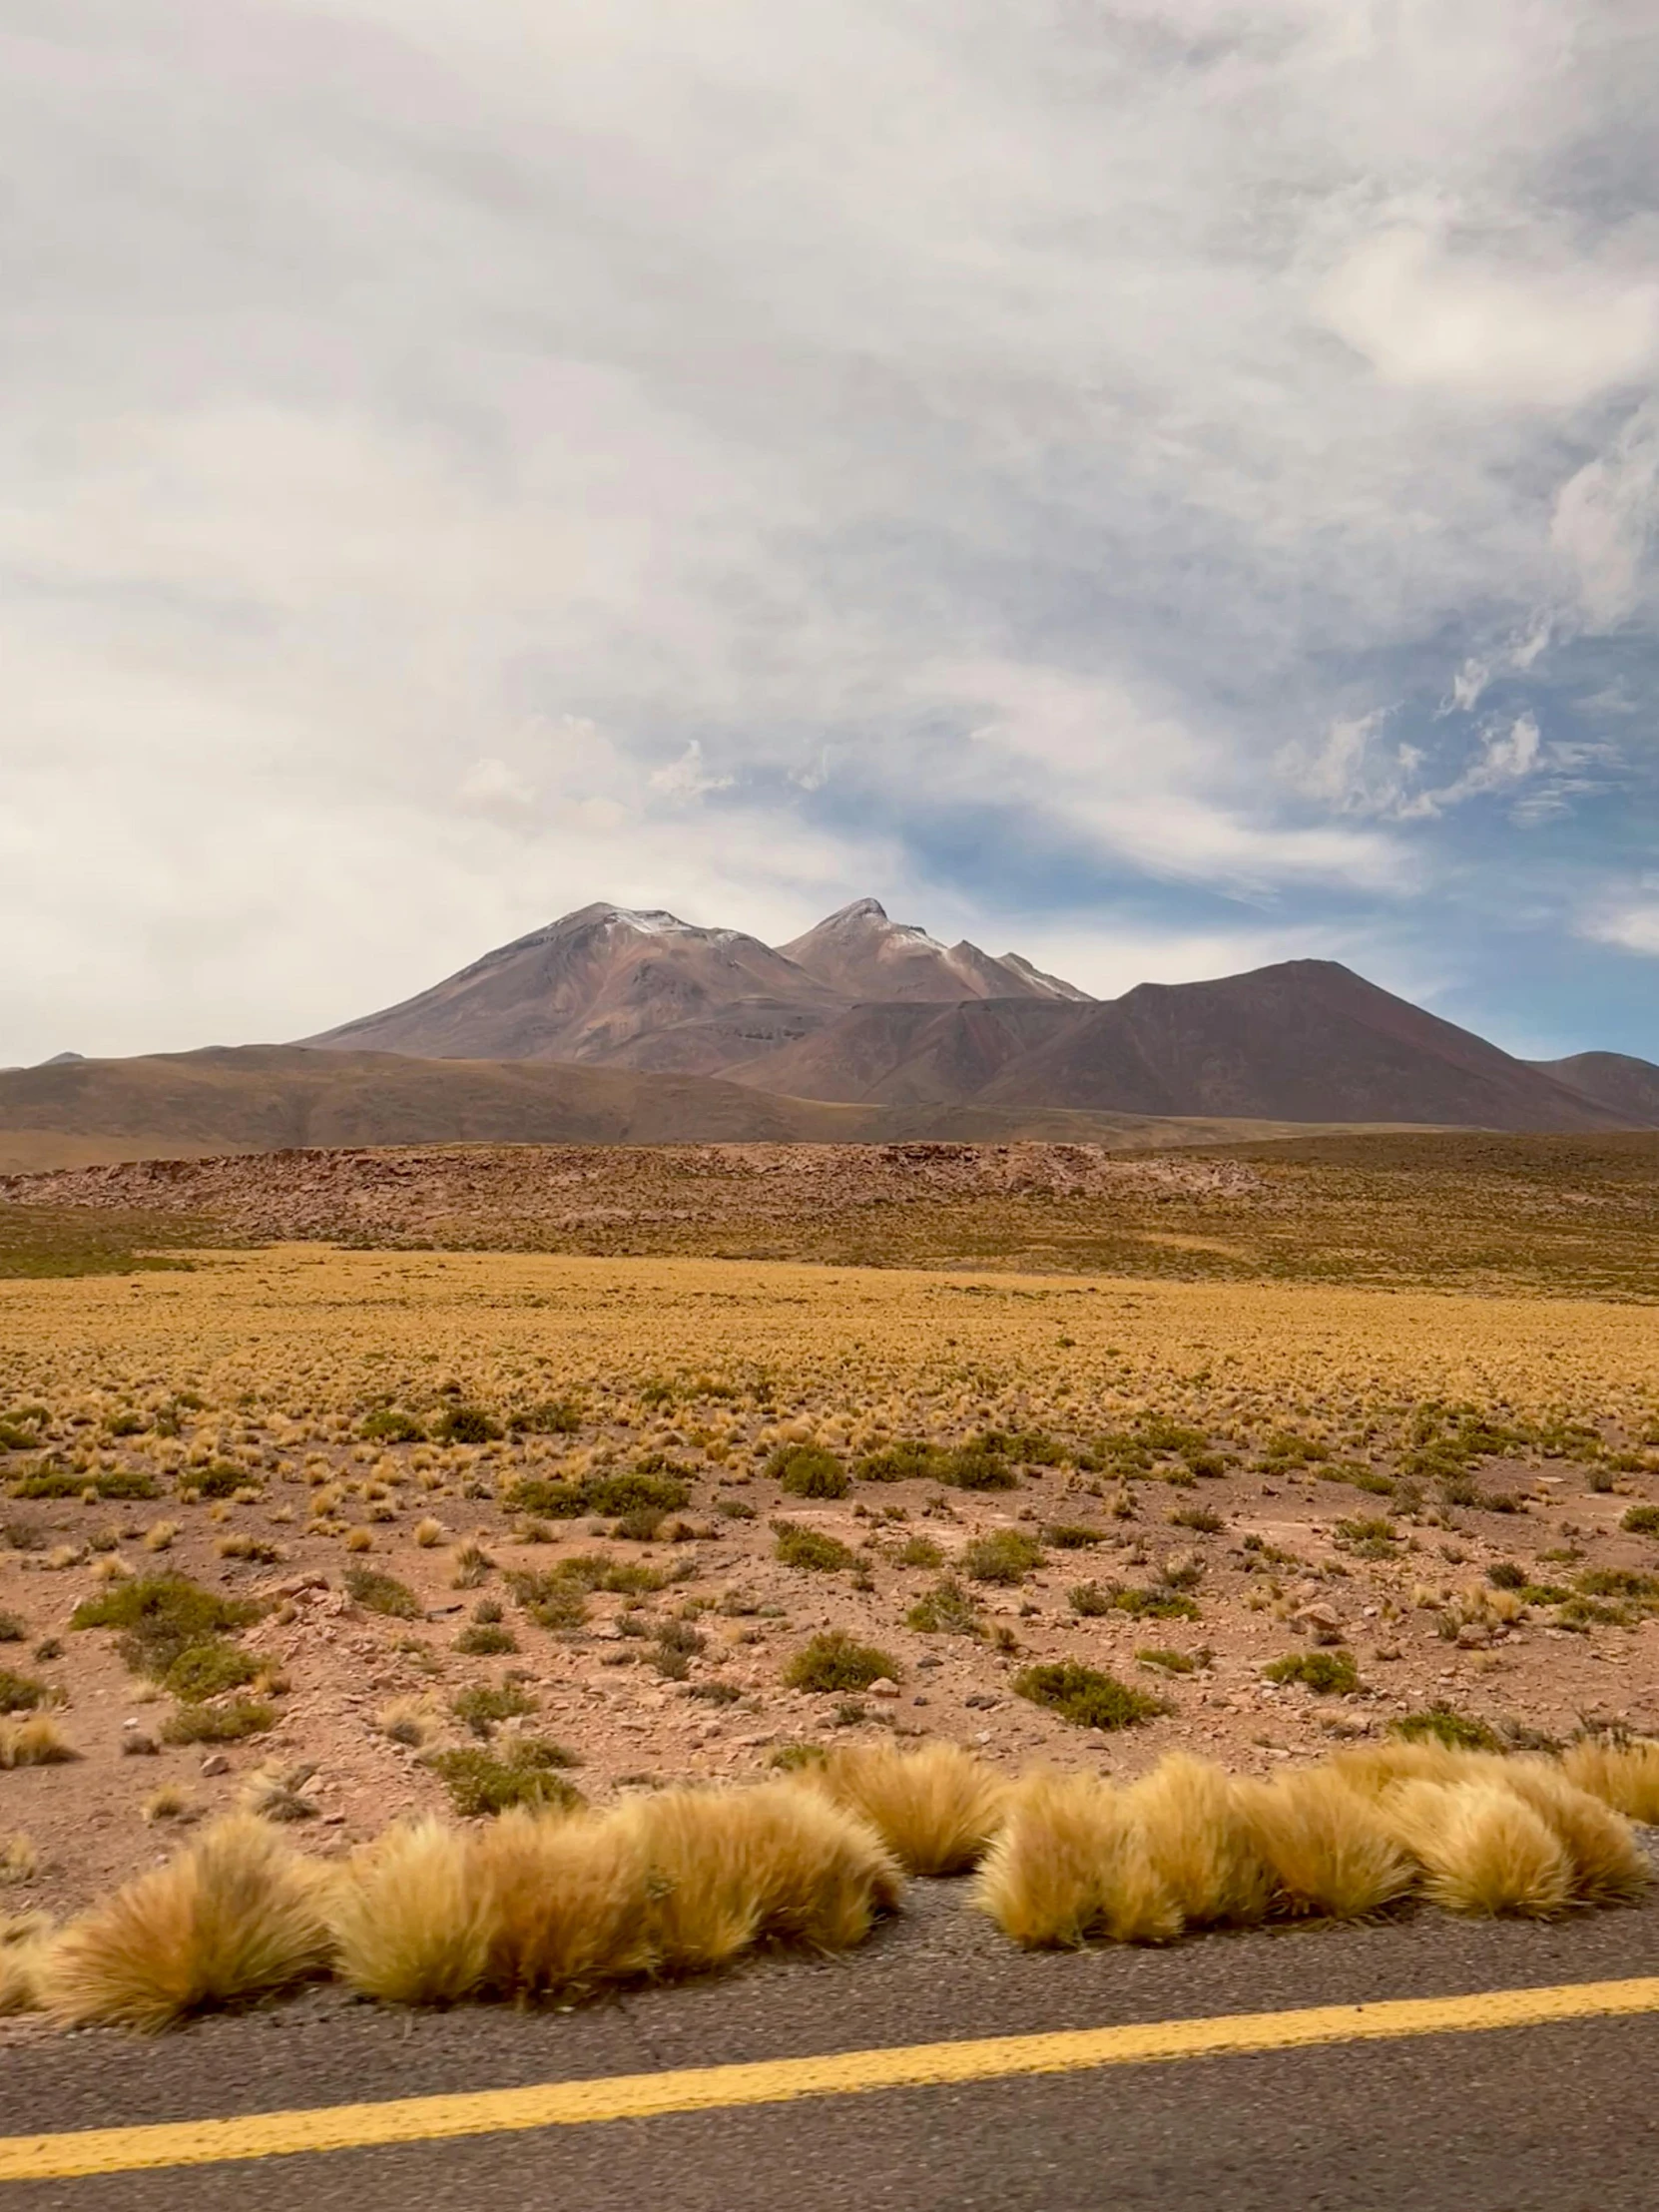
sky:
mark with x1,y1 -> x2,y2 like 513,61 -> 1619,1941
3,0 -> 1657,1066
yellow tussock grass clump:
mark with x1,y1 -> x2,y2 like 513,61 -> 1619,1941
0,1716 -> 76,1769
1464,1758 -> 1647,1908
1561,1738 -> 1659,1824
972,1771 -> 1181,1948
1234,1768 -> 1415,1920
328,1819 -> 489,2005
43,1818 -> 331,2031
1330,1740 -> 1472,1798
799,1742 -> 1008,1876
0,1914 -> 53,2016
1383,1781 -> 1571,1918
1123,1755 -> 1272,1929
475,1808 -> 653,2000
620,1783 -> 901,1972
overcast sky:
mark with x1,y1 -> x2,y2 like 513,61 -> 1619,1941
4,0 -> 1657,1065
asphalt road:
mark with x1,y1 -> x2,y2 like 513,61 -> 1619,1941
6,1883 -> 1659,2211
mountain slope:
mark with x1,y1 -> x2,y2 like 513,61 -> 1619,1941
1530,1051 -> 1659,1126
777,898 -> 1089,1003
737,961 -> 1645,1131
305,904 -> 842,1067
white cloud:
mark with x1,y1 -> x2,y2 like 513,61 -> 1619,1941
1581,895 -> 1659,959
1318,226 -> 1659,407
0,0 -> 1655,1058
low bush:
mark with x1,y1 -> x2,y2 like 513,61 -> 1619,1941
905,1576 -> 982,1635
454,1622 -> 517,1656
161,1700 -> 275,1746
162,1644 -> 262,1704
767,1445 -> 850,1499
773,1522 -> 854,1572
960,1530 -> 1045,1584
72,1575 -> 262,1679
1391,1704 -> 1504,1753
344,1567 -> 421,1619
785,1631 -> 898,1693
0,1670 -> 46,1715
433,1405 -> 502,1445
1264,1649 -> 1360,1695
361,1409 -> 426,1444
855,1441 -> 948,1483
1043,1523 -> 1106,1549
12,1467 -> 157,1501
1620,1504 -> 1659,1536
1013,1662 -> 1169,1732
450,1682 -> 536,1738
424,1741 -> 582,1818
0,1716 -> 75,1768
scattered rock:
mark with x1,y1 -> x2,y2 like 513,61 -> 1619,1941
200,1753 -> 232,1778
867,1677 -> 900,1699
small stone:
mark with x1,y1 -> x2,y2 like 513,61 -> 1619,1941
964,1693 -> 1000,1711
866,1677 -> 900,1700
200,1753 -> 231,1777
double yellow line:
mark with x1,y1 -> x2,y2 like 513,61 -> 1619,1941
5,1975 -> 1658,2183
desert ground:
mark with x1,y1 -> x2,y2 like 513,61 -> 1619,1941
2,1142 -> 1657,1931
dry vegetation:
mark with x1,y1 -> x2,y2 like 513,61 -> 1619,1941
0,1145 -> 1655,2040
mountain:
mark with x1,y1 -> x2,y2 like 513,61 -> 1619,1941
304,903 -> 845,1070
305,898 -> 1086,1071
287,898 -> 1654,1136
777,898 -> 1089,1003
1531,1051 -> 1659,1126
0,1043 -> 1355,1176
734,960 -> 1646,1132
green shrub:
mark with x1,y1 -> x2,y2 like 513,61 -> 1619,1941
425,1740 -> 581,1817
1068,1581 -> 1112,1616
1391,1704 -> 1504,1753
1043,1523 -> 1106,1549
1013,1662 -> 1169,1731
454,1622 -> 517,1656
588,1470 -> 691,1516
784,1631 -> 897,1693
767,1444 -> 850,1499
0,1669 -> 46,1713
190,1463 -> 250,1500
0,1612 -> 26,1642
938,1445 -> 1018,1491
1334,1516 -> 1400,1559
508,1399 -> 582,1435
906,1576 -> 982,1635
1136,1647 -> 1202,1674
1486,1561 -> 1527,1589
502,1476 -> 587,1518
895,1535 -> 944,1568
71,1574 -> 262,1678
163,1642 -> 261,1703
503,1568 -> 590,1630
1621,1505 -> 1659,1535
12,1466 -> 157,1500
1264,1649 -> 1360,1695
361,1409 -> 426,1443
1104,1585 -> 1200,1621
1168,1506 -> 1225,1534
855,1441 -> 948,1483
960,1529 -> 1045,1584
773,1522 -> 854,1572
344,1567 -> 421,1619
451,1682 -> 537,1738
161,1698 -> 276,1745
434,1404 -> 502,1445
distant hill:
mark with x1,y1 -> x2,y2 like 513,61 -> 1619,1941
1530,1051 -> 1659,1127
0,1042 -> 1381,1175
777,897 -> 1090,1003
732,960 -> 1644,1133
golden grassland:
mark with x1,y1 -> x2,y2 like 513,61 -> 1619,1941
3,1242 -> 1657,1440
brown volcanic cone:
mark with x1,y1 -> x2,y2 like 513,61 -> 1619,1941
303,903 -> 841,1067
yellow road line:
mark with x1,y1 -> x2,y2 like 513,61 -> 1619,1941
5,1975 -> 1659,2183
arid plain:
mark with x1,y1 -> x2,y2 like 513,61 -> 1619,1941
2,1132 -> 1657,1940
